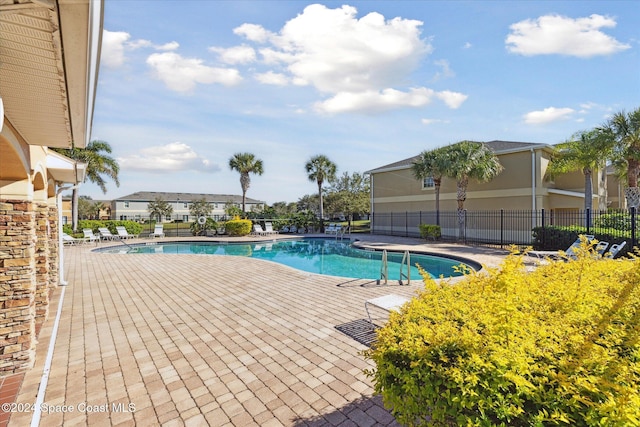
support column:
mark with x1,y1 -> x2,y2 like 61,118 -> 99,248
48,205 -> 59,288
0,200 -> 36,375
34,203 -> 50,333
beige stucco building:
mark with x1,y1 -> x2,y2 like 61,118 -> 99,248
368,141 -> 624,240
368,141 -> 618,213
0,0 -> 102,375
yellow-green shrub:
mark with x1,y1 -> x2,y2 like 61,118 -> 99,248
224,219 -> 252,236
365,242 -> 640,426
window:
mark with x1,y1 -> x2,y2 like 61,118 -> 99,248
182,215 -> 189,222
183,202 -> 188,208
124,201 -> 129,207
422,177 -> 435,189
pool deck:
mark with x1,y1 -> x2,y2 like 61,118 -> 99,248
6,234 -> 514,427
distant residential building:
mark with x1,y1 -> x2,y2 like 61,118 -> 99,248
111,191 -> 265,222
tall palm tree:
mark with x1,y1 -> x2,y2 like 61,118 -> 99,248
52,140 -> 120,231
604,107 -> 640,208
445,141 -> 503,239
228,152 -> 264,213
305,155 -> 337,230
547,129 -> 614,215
411,147 -> 451,225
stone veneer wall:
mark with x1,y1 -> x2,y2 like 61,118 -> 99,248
48,206 -> 59,289
34,203 -> 50,329
0,200 -> 36,375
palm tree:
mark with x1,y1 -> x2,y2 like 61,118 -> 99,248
147,197 -> 173,222
604,107 -> 640,208
228,152 -> 264,213
305,155 -> 337,230
411,147 -> 451,225
547,129 -> 614,216
445,141 -> 503,240
52,140 -> 120,231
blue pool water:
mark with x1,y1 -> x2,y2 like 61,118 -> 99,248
96,238 -> 474,280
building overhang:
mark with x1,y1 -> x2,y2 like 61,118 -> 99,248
547,188 -> 596,199
0,0 -> 103,149
47,150 -> 86,184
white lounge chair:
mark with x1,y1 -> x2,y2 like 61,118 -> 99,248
62,232 -> 84,245
325,223 -> 337,234
365,294 -> 411,327
116,226 -> 138,239
98,227 -> 118,240
82,228 -> 100,243
252,224 -> 267,236
264,222 -> 278,235
149,224 -> 165,238
529,235 -> 595,260
605,241 -> 627,259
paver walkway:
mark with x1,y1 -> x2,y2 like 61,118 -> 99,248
7,236 -> 509,426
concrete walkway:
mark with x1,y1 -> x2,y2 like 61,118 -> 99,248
8,235 -> 510,426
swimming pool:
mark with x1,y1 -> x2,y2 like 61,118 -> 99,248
96,238 -> 476,281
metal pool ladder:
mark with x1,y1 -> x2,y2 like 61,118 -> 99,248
377,250 -> 411,285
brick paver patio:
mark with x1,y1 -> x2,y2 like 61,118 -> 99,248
6,236 -> 509,426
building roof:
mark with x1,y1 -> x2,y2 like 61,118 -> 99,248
367,140 -> 550,174
0,0 -> 103,149
115,191 -> 264,204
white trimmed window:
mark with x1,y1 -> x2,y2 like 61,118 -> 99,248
422,177 -> 435,189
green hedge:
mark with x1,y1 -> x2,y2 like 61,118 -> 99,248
418,224 -> 441,240
366,245 -> 640,426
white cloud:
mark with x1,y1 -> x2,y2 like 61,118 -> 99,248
523,107 -> 575,124
228,4 -> 466,113
102,30 -> 180,68
118,142 -> 219,173
421,118 -> 449,125
432,59 -> 455,80
506,14 -> 631,57
254,71 -> 289,86
436,91 -> 467,109
314,88 -> 435,114
101,30 -> 130,68
146,52 -> 242,92
233,23 -> 275,43
209,45 -> 256,64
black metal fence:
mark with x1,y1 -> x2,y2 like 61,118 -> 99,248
372,208 -> 638,249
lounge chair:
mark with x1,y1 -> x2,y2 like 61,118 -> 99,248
365,294 -> 411,328
98,227 -> 118,241
529,235 -> 595,260
264,222 -> 278,235
62,232 -> 84,245
605,241 -> 627,259
251,224 -> 267,236
149,224 -> 165,238
116,226 -> 138,239
325,223 -> 337,234
82,228 -> 100,243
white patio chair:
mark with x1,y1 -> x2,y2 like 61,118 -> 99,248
149,223 -> 165,238
98,227 -> 118,240
82,228 -> 100,244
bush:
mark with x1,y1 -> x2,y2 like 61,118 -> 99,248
594,212 -> 632,231
419,224 -> 441,240
224,219 -> 252,236
190,218 -> 218,236
365,244 -> 640,426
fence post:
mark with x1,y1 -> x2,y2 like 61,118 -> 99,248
500,209 -> 504,248
586,208 -> 591,234
632,206 -> 637,249
541,209 -> 545,249
405,211 -> 408,237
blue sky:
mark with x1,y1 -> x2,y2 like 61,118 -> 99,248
84,0 -> 639,205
